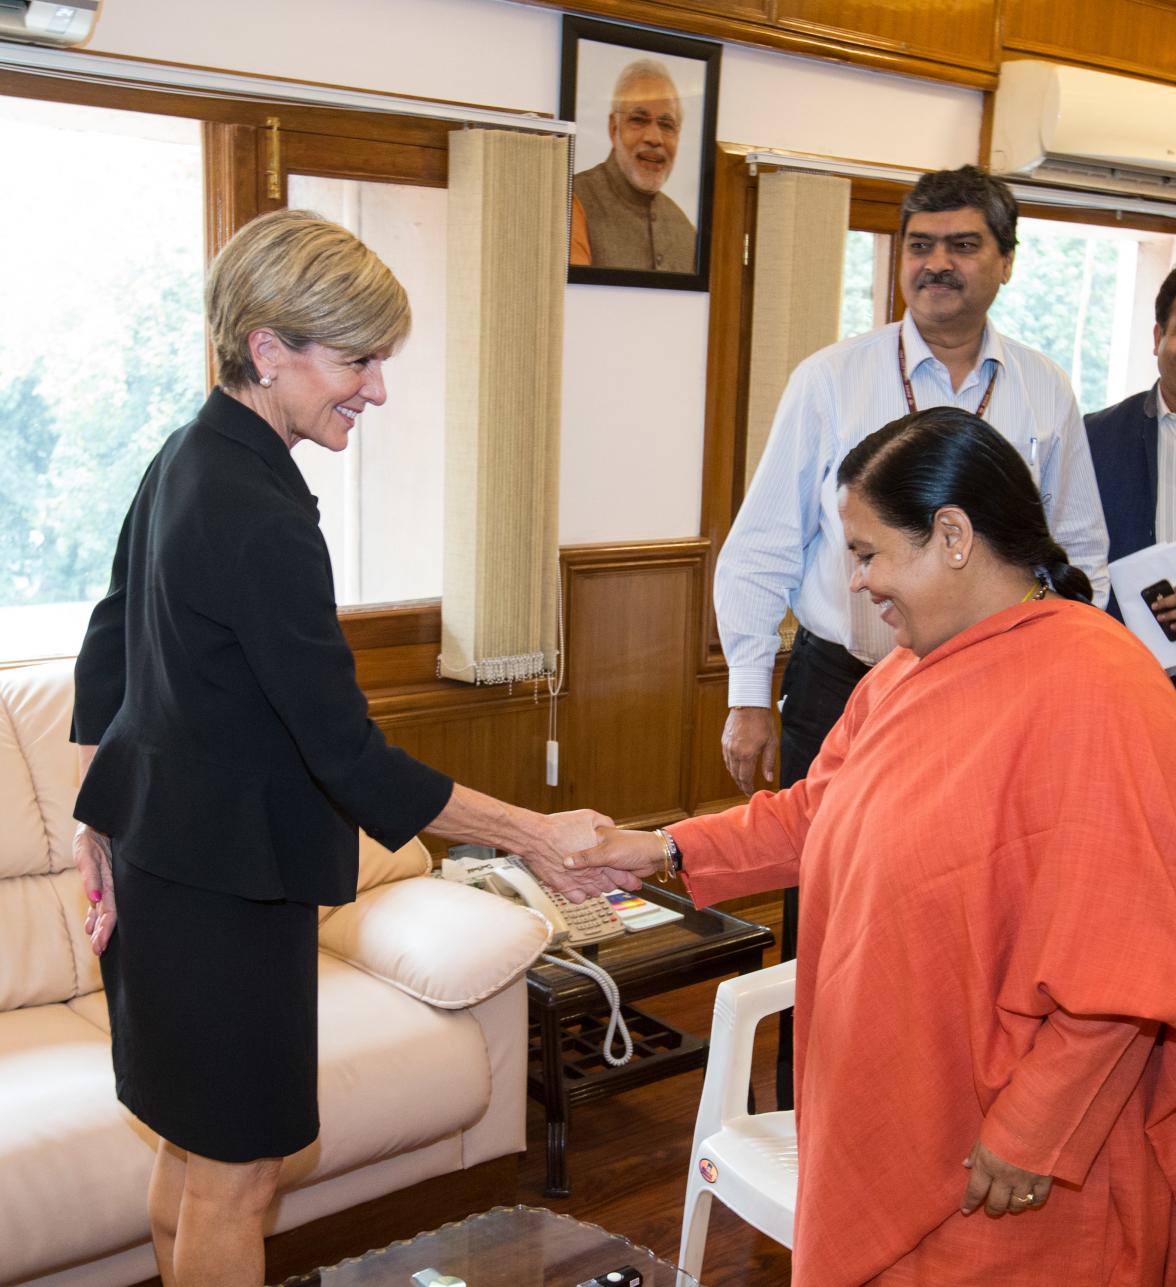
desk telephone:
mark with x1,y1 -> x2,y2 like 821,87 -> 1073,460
440,853 -> 632,1065
439,854 -> 624,946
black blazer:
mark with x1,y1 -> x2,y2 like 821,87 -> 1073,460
72,388 -> 453,905
1084,383 -> 1160,622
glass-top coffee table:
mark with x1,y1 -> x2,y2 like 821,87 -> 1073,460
279,1205 -> 703,1286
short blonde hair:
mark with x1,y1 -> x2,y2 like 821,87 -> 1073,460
206,209 -> 411,389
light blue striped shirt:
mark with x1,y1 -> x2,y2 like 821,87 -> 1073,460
715,313 -> 1111,706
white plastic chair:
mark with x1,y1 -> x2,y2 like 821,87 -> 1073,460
677,959 -> 799,1284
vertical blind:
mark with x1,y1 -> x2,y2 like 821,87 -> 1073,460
744,170 -> 851,485
439,129 -> 568,684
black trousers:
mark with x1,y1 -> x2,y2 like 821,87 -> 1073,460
775,627 -> 871,1109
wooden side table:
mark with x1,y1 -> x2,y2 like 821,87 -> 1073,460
525,884 -> 775,1196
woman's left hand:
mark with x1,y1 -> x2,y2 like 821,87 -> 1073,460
565,826 -> 665,880
961,1140 -> 1052,1216
74,823 -> 117,955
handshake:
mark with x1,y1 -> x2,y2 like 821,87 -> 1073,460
412,783 -> 678,905
521,810 -> 673,903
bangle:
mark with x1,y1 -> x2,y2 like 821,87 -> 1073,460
652,828 -> 682,884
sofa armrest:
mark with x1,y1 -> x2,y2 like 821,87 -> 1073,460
319,877 -> 552,1008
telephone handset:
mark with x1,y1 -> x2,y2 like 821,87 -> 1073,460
439,854 -> 624,947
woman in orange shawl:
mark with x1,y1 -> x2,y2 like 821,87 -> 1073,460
572,408 -> 1176,1285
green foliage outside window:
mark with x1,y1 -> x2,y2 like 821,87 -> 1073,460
0,106 -> 204,612
988,224 -> 1120,415
839,229 -> 878,341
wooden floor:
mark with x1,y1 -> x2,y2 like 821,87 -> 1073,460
515,892 -> 792,1285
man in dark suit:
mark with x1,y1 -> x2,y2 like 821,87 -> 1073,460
1085,266 -> 1176,636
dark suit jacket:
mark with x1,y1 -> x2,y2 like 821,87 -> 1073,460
1084,383 -> 1160,621
72,388 -> 453,905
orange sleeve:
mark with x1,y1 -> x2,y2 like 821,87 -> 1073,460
569,194 -> 592,266
980,1010 -> 1158,1184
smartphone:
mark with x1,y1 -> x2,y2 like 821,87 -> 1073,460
1140,579 -> 1176,642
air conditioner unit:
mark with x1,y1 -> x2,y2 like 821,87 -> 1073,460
990,60 -> 1176,201
0,0 -> 99,48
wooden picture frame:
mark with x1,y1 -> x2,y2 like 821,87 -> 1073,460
560,16 -> 721,291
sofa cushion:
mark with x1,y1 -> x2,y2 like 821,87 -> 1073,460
319,876 -> 551,1008
0,661 -> 104,1010
0,870 -> 102,1011
279,954 -> 494,1188
319,832 -> 433,925
357,832 -> 432,891
0,1004 -> 157,1285
0,659 -> 78,881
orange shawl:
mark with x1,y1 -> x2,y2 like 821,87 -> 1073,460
676,601 -> 1176,1285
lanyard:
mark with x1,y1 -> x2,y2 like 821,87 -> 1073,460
898,332 -> 998,420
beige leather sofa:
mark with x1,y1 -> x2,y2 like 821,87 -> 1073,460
0,659 -> 551,1287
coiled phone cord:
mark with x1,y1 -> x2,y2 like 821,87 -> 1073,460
540,947 -> 634,1066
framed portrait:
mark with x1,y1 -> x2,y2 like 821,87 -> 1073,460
560,17 -> 721,291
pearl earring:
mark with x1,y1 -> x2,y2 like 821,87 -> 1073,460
953,552 -> 963,561
260,374 -> 273,388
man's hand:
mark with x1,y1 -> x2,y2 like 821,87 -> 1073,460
73,823 -> 116,955
722,706 -> 777,795
1149,583 -> 1176,634
961,1140 -> 1052,1217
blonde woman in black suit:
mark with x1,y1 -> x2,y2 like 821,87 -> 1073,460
71,209 -> 630,1287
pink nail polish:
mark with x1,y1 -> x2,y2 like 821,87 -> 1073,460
88,889 -> 102,902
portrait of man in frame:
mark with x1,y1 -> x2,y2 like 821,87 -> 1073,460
561,18 -> 720,291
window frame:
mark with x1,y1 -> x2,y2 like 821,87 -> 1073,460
698,149 -> 909,665
0,66 -> 460,679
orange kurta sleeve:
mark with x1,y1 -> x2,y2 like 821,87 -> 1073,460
981,1011 -> 1160,1184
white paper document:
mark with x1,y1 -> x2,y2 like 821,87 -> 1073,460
1109,542 -> 1176,673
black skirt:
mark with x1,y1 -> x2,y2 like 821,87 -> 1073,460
100,849 -> 320,1162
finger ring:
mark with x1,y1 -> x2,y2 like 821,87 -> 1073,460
1014,1193 -> 1035,1204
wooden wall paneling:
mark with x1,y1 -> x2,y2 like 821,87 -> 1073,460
1002,0 -> 1176,84
358,543 -> 709,850
772,0 -> 998,71
688,661 -> 786,815
517,0 -> 999,86
690,672 -> 751,815
667,0 -> 772,19
557,542 -> 708,828
382,695 -> 558,835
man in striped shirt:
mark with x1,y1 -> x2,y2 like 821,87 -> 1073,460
713,165 -> 1110,1107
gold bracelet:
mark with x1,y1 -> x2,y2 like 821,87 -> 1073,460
652,828 -> 674,884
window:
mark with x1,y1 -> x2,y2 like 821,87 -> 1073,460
987,215 -> 1176,415
0,96 -> 204,663
287,174 -> 447,606
840,229 -> 893,340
